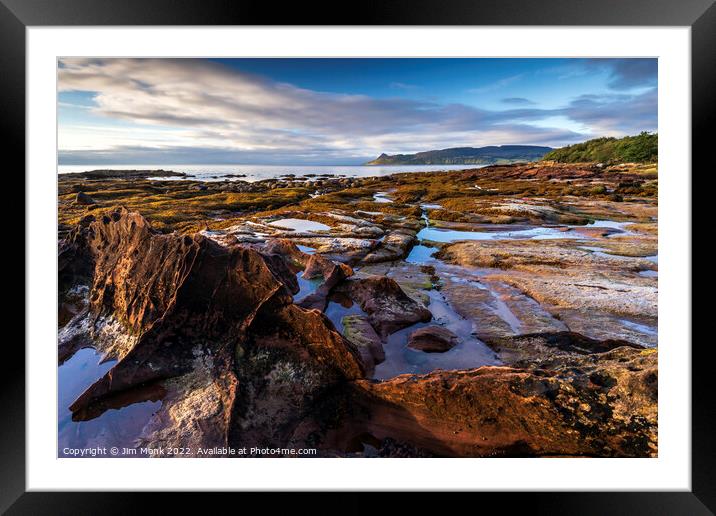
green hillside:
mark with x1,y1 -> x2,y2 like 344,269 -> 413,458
543,132 -> 657,164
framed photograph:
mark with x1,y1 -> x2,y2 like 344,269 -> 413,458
6,0 -> 713,511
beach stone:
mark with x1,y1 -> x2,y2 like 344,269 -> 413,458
407,326 -> 459,353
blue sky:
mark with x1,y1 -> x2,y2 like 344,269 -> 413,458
58,58 -> 657,165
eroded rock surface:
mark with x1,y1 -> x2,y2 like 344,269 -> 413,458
334,276 -> 433,337
59,208 -> 364,453
341,343 -> 656,457
302,331 -> 656,458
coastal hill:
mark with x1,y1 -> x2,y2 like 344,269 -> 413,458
542,132 -> 657,164
365,145 -> 553,165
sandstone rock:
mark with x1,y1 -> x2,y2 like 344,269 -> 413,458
60,208 -> 364,452
263,238 -> 307,268
407,325 -> 458,353
297,260 -> 352,312
484,331 -> 643,368
295,237 -> 379,262
335,276 -> 432,337
342,315 -> 385,376
311,343 -> 657,457
570,226 -> 623,238
362,230 -> 416,263
302,253 -> 336,280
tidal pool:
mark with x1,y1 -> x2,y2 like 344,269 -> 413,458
416,225 -> 575,243
619,318 -> 658,337
405,244 -> 438,264
58,347 -> 162,457
372,289 -> 500,380
325,300 -> 367,333
268,218 -> 331,232
295,273 -> 323,302
373,192 -> 393,203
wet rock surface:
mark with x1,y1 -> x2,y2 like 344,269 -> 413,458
340,315 -> 385,377
57,161 -> 659,457
341,342 -> 657,458
334,276 -> 433,337
59,209 -> 363,453
407,326 -> 459,352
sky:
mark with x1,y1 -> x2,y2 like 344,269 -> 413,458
57,58 -> 657,165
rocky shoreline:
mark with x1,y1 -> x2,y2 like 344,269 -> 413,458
57,162 -> 658,457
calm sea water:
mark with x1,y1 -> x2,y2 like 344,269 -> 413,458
57,164 -> 485,182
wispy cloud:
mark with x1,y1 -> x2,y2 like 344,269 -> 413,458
467,74 -> 524,94
501,97 -> 535,105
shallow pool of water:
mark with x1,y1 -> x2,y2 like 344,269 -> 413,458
405,244 -> 438,264
269,218 -> 331,232
295,273 -> 323,302
325,300 -> 367,333
58,347 -> 162,457
373,192 -> 393,203
416,225 -> 575,243
619,318 -> 658,337
587,219 -> 633,230
372,290 -> 500,380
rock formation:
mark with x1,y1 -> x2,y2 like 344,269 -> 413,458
59,208 -> 364,451
333,276 -> 433,337
407,325 -> 459,352
57,207 -> 658,458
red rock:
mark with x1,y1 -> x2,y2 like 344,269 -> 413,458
336,276 -> 432,337
341,315 -> 385,376
407,326 -> 458,353
63,208 -> 363,428
302,253 -> 337,279
315,345 -> 657,457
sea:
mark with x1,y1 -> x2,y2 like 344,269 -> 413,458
57,164 -> 484,182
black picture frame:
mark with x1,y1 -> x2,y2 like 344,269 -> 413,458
4,0 -> 712,512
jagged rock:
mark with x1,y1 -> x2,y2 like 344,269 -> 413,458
263,238 -> 307,268
59,208 -> 364,452
335,276 -> 432,337
407,325 -> 458,353
297,262 -> 351,312
229,302 -> 364,450
58,214 -> 96,294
